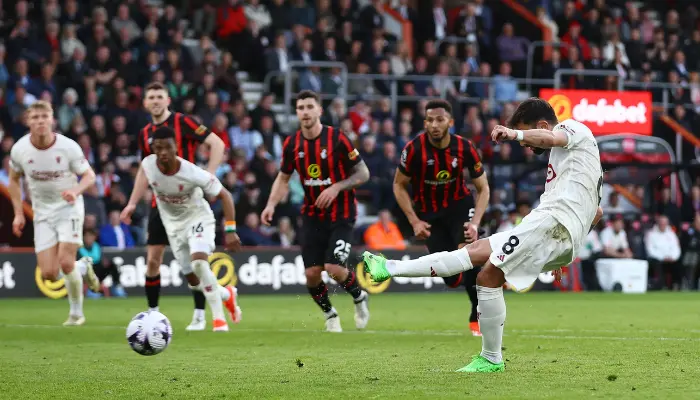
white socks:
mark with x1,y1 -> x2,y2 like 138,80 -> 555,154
386,248 -> 474,277
64,268 -> 84,317
477,286 -> 506,364
192,259 -> 225,321
192,308 -> 205,320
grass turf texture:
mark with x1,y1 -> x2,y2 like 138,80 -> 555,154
1,292 -> 699,399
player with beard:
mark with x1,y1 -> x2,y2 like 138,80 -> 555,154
393,99 -> 490,336
120,82 -> 228,331
362,98 -> 604,372
261,90 -> 371,332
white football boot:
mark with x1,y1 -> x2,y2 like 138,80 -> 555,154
63,314 -> 85,326
353,290 -> 370,329
325,314 -> 343,332
185,314 -> 206,331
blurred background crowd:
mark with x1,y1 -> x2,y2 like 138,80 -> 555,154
1,0 -> 700,291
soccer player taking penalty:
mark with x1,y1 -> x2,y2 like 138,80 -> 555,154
121,127 -> 242,332
8,101 -> 101,326
362,98 -> 604,372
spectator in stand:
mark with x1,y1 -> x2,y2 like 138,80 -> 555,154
600,215 -> 633,259
238,212 -> 276,246
364,210 -> 406,250
99,210 -> 135,250
646,215 -> 682,290
658,187 -> 682,227
493,62 -> 518,105
273,216 -> 297,248
495,23 -> 530,77
561,21 -> 591,61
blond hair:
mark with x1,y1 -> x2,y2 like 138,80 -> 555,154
27,100 -> 54,114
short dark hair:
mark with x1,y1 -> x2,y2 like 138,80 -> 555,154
508,97 -> 558,128
425,99 -> 452,115
152,126 -> 175,140
296,90 -> 320,105
145,81 -> 167,93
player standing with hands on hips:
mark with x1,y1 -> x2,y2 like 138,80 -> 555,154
362,98 -> 604,372
8,101 -> 101,326
394,99 -> 490,336
122,127 -> 242,331
120,82 -> 226,331
261,90 -> 371,332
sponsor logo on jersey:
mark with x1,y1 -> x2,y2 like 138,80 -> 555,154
306,164 -> 321,178
30,170 -> 64,181
156,193 -> 191,204
304,177 -> 332,187
540,89 -> 652,135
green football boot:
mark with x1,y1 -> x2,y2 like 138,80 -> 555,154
360,251 -> 391,282
456,355 -> 505,373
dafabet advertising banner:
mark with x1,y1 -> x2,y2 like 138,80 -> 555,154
0,248 -> 574,298
539,89 -> 653,135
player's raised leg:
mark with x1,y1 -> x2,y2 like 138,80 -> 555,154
361,238 -> 492,281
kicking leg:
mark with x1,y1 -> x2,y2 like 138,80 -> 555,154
58,242 -> 85,326
327,263 -> 369,329
457,262 -> 507,373
362,239 -> 492,281
305,266 -> 341,332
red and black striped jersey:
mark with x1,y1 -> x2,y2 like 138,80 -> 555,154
138,112 -> 211,162
398,133 -> 484,216
138,112 -> 212,208
280,125 -> 362,222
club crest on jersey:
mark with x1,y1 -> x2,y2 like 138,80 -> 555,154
178,184 -> 184,192
28,159 -> 34,164
451,157 -> 458,168
320,148 -> 328,159
194,125 -> 207,135
546,164 -> 557,183
298,152 -> 305,159
427,159 -> 434,165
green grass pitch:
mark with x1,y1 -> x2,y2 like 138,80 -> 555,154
1,292 -> 699,399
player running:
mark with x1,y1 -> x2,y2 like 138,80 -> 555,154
261,90 -> 371,332
8,101 -> 101,326
395,99 -> 490,336
362,98 -> 604,372
120,81 -> 226,331
122,126 -> 242,331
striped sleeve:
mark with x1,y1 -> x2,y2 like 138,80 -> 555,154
280,134 -> 295,174
398,140 -> 415,177
180,114 -> 211,142
336,130 -> 361,168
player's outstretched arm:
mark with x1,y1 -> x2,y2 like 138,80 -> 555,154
203,133 -> 225,175
491,125 -> 569,149
261,172 -> 291,225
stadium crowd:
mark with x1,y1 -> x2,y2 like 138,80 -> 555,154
0,0 -> 700,290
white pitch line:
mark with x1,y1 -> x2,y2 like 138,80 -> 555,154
1,323 -> 699,342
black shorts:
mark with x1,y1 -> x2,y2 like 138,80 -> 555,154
301,217 -> 354,269
423,197 -> 475,254
146,208 -> 170,246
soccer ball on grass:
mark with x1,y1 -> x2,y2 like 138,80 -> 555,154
126,311 -> 173,356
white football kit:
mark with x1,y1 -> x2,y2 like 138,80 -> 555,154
9,134 -> 90,252
488,119 -> 603,290
142,155 -> 222,274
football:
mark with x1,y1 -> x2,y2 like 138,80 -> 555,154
126,311 -> 173,356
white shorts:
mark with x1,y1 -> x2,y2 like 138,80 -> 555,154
488,210 -> 574,291
34,212 -> 84,253
168,219 -> 216,275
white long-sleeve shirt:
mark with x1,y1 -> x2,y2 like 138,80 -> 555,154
645,226 -> 681,261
